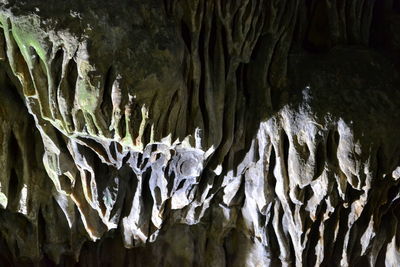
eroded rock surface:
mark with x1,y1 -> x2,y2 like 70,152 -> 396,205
0,0 -> 399,266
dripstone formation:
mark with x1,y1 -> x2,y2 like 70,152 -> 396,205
0,0 -> 399,266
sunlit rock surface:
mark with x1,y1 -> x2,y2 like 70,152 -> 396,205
0,0 -> 399,266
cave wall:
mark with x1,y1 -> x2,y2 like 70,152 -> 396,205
0,0 -> 399,266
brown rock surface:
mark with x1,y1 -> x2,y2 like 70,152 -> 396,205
0,0 -> 399,266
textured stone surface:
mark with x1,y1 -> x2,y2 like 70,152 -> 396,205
0,0 -> 399,266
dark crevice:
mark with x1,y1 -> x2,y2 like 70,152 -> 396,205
135,152 -> 143,170
281,130 -> 290,179
347,203 -> 374,265
267,144 -> 277,189
231,64 -> 247,170
166,164 -> 175,195
120,170 -> 138,219
304,1 -> 332,52
108,190 -> 124,229
320,204 -> 341,265
142,123 -> 152,147
208,12 -> 217,64
66,57 -> 78,107
90,151 -> 118,215
121,151 -> 130,167
130,104 -> 142,142
109,142 -> 117,161
162,90 -> 178,138
185,76 -> 195,135
334,130 -> 339,145
7,131 -> 21,207
7,169 -> 19,207
304,200 -> 326,266
117,114 -> 126,141
294,135 -> 310,160
303,184 -> 313,207
53,126 -> 68,151
220,25 -> 230,77
37,208 -> 46,249
73,109 -> 85,132
286,219 -> 296,266
163,0 -> 174,16
266,204 -> 280,265
376,145 -> 386,178
330,204 -> 351,264
59,174 -> 72,194
140,155 -> 149,171
326,129 -> 339,165
375,242 -> 388,266
395,0 -> 400,13
345,185 -> 362,204
314,140 -> 325,179
141,168 -> 154,237
77,137 -> 111,165
222,232 -> 231,267
0,233 -> 13,265
176,179 -> 185,191
52,48 -> 64,90
231,175 -> 245,207
0,29 -> 6,60
0,69 -> 24,105
100,65 -> 114,128
154,186 -> 162,206
180,20 -> 191,50
198,20 -> 209,142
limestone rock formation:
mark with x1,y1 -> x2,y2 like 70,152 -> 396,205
0,0 -> 399,266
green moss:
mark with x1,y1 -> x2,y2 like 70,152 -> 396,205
11,19 -> 48,63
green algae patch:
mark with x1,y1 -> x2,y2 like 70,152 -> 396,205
9,16 -> 50,66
